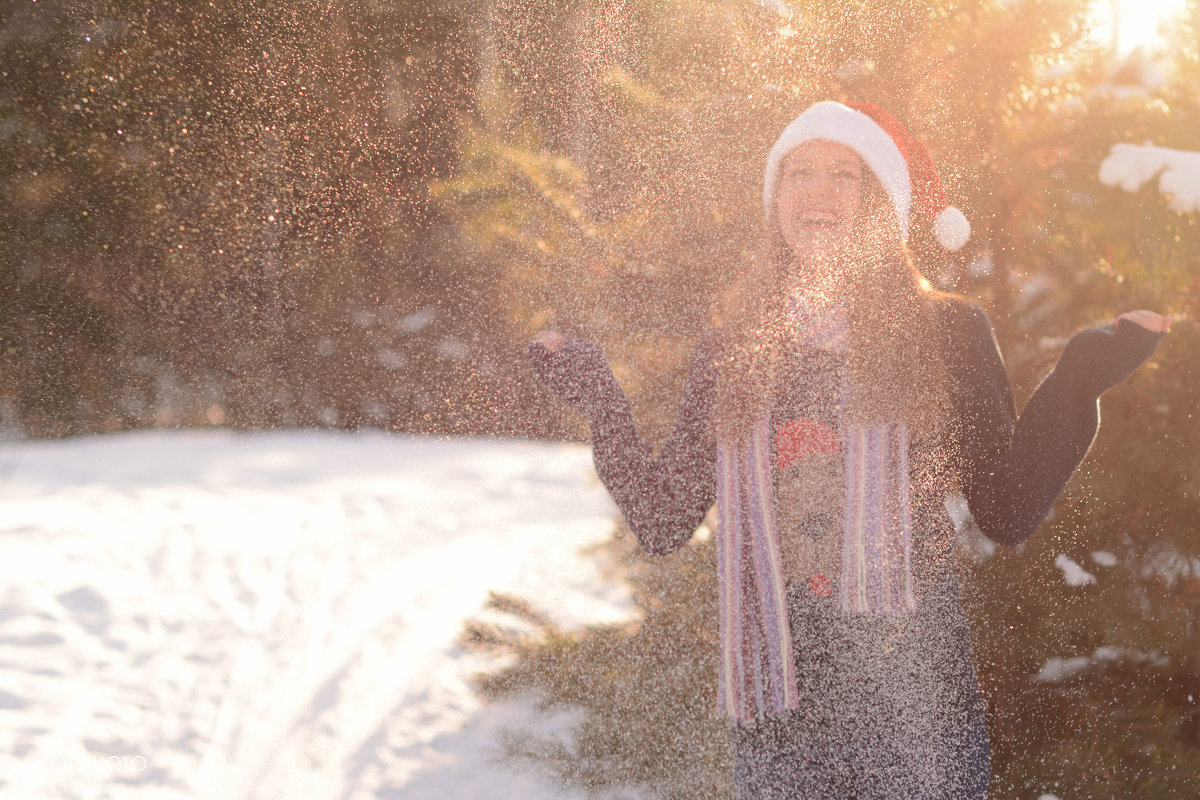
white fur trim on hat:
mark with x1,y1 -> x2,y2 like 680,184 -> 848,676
763,101 -> 912,240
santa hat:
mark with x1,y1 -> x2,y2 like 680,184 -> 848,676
762,101 -> 970,251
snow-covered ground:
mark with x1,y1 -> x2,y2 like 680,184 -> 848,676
0,430 -> 630,799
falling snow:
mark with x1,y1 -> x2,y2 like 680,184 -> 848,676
3,0 -> 1196,795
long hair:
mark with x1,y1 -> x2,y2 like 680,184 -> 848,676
711,173 -> 952,450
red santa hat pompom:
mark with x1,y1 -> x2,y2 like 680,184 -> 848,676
763,101 -> 970,251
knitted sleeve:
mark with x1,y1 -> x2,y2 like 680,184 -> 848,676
944,300 -> 1166,546
528,333 -> 719,556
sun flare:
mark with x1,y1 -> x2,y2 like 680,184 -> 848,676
1102,0 -> 1188,53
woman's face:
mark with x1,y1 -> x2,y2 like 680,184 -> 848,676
774,140 -> 867,264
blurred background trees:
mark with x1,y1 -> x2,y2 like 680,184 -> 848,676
2,0 -> 505,435
3,0 -> 1198,795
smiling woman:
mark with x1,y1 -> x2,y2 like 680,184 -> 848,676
527,100 -> 1170,799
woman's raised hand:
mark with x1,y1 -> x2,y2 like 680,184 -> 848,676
527,331 -> 626,423
1116,310 -> 1171,334
532,329 -> 567,353
1054,310 -> 1171,399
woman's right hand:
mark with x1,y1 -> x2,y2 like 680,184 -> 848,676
531,329 -> 567,353
527,331 -> 626,422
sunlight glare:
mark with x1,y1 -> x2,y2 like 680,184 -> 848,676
1097,0 -> 1188,53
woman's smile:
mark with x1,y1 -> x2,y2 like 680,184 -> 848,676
774,140 -> 866,262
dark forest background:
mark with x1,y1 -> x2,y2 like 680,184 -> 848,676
3,0 -> 1199,797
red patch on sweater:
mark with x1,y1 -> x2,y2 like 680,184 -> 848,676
810,574 -> 832,597
776,418 -> 840,472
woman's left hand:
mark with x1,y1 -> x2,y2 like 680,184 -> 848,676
1054,309 -> 1170,398
1116,309 -> 1171,333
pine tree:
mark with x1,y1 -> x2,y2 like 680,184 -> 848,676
0,0 -> 499,436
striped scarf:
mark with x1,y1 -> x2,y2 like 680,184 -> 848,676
715,298 -> 915,723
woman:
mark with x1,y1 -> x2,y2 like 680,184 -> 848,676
527,101 -> 1169,799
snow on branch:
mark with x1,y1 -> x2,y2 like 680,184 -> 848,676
1099,143 -> 1200,213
